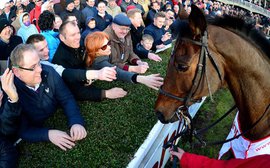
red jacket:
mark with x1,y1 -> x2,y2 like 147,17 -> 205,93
29,5 -> 41,32
181,152 -> 270,168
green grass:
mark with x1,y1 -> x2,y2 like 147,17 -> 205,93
18,48 -> 235,167
18,50 -> 170,167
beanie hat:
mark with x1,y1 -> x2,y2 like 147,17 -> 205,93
0,19 -> 10,34
66,0 -> 74,7
112,13 -> 131,26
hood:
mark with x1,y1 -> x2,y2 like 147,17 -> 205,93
19,12 -> 30,28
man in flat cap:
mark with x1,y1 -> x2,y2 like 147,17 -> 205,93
104,13 -> 149,74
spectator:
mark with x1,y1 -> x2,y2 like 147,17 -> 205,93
0,69 -> 22,168
145,1 -> 160,26
38,10 -> 60,61
127,8 -> 144,49
11,7 -> 24,34
173,4 -> 179,19
120,0 -> 134,12
85,31 -> 163,90
41,0 -> 55,13
81,16 -> 99,44
104,13 -> 149,74
29,0 -> 43,32
0,19 -> 23,74
60,0 -> 85,30
81,0 -> 97,19
170,147 -> 270,168
132,0 -> 145,16
94,1 -> 112,31
74,0 -> 85,11
27,34 -> 121,97
135,34 -> 161,61
144,12 -> 172,51
52,21 -> 127,101
137,0 -> 149,18
10,44 -> 87,151
0,2 -> 16,23
127,8 -> 160,61
22,0 -> 35,12
17,12 -> 39,43
53,14 -> 62,31
106,0 -> 121,18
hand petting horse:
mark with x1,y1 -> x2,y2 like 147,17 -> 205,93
155,4 -> 270,159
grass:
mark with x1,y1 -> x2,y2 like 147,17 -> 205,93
18,49 -> 170,167
18,47 -> 235,167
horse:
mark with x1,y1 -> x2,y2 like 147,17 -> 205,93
154,4 -> 270,158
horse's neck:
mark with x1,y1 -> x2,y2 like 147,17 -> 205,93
209,26 -> 270,140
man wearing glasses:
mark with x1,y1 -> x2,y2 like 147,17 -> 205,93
10,44 -> 87,151
104,13 -> 149,74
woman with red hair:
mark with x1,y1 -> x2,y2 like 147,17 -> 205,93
85,31 -> 163,90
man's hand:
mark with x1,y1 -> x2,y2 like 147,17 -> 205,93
137,74 -> 164,90
105,87 -> 127,99
136,60 -> 149,66
48,130 -> 75,151
70,124 -> 87,141
162,32 -> 171,42
156,44 -> 165,49
97,67 -> 117,81
148,53 -> 162,62
86,67 -> 117,82
129,65 -> 149,74
1,69 -> 18,102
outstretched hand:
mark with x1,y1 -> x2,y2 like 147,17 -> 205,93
1,68 -> 18,102
148,53 -> 162,62
97,66 -> 117,81
105,87 -> 127,99
137,74 -> 164,90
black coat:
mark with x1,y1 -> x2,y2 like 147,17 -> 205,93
0,35 -> 23,60
53,42 -> 105,101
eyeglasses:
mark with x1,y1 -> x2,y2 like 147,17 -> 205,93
13,61 -> 41,71
118,27 -> 131,32
100,41 -> 111,50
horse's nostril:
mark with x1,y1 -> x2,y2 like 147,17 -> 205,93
156,111 -> 168,124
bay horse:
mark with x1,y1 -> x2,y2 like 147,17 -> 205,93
155,4 -> 270,158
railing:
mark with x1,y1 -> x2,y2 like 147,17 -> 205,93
217,0 -> 270,17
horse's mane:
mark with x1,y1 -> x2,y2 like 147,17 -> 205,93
208,15 -> 270,60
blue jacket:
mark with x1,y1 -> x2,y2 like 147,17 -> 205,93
144,23 -> 172,51
41,30 -> 60,62
15,65 -> 84,142
94,12 -> 112,31
17,12 -> 39,43
135,43 -> 149,59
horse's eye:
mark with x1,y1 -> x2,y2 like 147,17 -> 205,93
177,64 -> 189,72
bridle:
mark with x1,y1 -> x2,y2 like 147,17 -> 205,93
159,30 -> 222,124
159,30 -> 223,168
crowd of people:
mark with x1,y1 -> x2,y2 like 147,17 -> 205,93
0,0 -> 269,166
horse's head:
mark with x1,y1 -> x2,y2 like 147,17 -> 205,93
155,5 -> 224,123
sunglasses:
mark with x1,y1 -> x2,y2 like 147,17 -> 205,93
100,41 -> 111,50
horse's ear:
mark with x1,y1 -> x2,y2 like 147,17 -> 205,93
188,4 -> 207,37
178,3 -> 189,20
